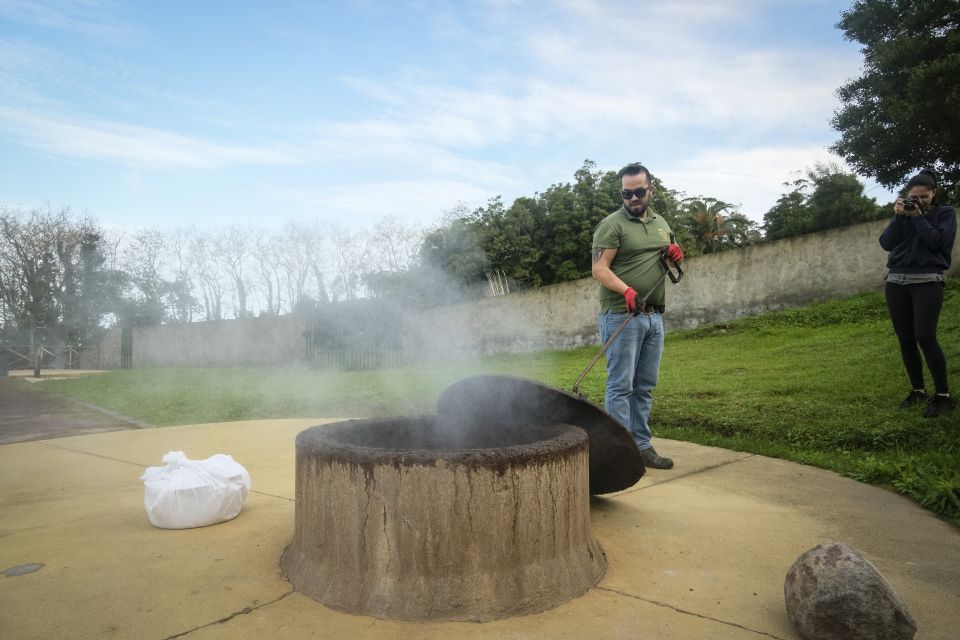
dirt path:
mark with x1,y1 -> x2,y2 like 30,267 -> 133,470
0,378 -> 147,445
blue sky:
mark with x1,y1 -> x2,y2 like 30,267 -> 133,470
0,0 -> 895,230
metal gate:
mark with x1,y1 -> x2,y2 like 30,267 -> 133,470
304,306 -> 404,371
121,327 -> 133,369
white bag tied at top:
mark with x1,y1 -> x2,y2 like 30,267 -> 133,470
140,451 -> 252,529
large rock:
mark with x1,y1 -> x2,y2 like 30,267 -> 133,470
784,542 -> 917,640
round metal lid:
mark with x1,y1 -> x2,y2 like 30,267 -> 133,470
437,375 -> 644,494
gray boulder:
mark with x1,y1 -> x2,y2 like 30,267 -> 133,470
784,542 -> 916,640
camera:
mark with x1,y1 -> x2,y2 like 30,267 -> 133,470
902,197 -> 920,211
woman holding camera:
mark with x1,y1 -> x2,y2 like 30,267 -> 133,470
879,169 -> 957,417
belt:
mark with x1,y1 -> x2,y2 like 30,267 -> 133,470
636,303 -> 665,314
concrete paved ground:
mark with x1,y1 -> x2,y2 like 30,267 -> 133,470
8,369 -> 110,383
0,377 -> 143,445
1,419 -> 959,640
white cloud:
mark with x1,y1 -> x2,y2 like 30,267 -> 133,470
0,107 -> 296,169
269,179 -> 493,226
286,1 -> 864,226
642,0 -> 759,24
321,10 -> 859,163
0,0 -> 146,44
340,77 -> 409,107
659,145 -> 892,221
0,38 -> 74,109
300,118 -> 524,188
524,24 -> 858,134
0,0 -> 878,233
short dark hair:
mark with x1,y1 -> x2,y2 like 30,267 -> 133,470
906,169 -> 938,190
618,163 -> 652,182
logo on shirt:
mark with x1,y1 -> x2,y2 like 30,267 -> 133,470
658,228 -> 669,241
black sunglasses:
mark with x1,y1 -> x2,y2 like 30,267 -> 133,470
621,188 -> 648,200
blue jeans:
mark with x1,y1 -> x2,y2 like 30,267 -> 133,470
599,311 -> 664,451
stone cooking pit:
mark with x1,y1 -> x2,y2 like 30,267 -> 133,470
281,375 -> 644,622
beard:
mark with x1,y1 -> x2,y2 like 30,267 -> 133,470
627,201 -> 648,217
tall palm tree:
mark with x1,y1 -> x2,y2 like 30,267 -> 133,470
681,198 -> 760,254
682,198 -> 731,254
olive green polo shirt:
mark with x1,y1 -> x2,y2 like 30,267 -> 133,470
592,207 -> 674,313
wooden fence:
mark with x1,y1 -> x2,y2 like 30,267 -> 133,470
1,345 -> 101,371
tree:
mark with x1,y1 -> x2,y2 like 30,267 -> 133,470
275,221 -> 331,309
0,206 -> 116,346
805,167 -> 881,231
831,0 -> 960,198
363,216 -> 425,302
529,160 -> 688,285
278,222 -> 317,312
0,208 -> 59,331
762,164 -> 880,240
680,198 -> 760,254
166,228 -> 198,324
762,189 -> 811,241
190,233 -> 227,321
214,226 -> 253,319
419,212 -> 487,290
476,195 -> 543,288
120,229 -> 171,326
534,181 -> 581,282
368,215 -> 422,273
60,230 -> 120,346
536,161 -> 624,283
252,232 -> 284,316
330,226 -> 370,302
415,160 -> 725,294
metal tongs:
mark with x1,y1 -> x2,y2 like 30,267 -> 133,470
571,249 -> 683,397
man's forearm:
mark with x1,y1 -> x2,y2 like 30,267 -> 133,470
592,266 -> 629,295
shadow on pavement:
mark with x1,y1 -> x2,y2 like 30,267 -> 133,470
0,377 -> 147,445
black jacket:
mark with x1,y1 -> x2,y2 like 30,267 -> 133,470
879,205 -> 957,274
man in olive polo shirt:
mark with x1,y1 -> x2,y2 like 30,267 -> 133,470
591,163 -> 684,469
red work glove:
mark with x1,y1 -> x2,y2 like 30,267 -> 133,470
665,243 -> 684,263
623,287 -> 638,313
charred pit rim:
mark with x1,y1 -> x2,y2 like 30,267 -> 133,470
296,416 -> 588,470
436,375 -> 645,495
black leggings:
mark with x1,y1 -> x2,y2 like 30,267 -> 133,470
885,281 -> 949,394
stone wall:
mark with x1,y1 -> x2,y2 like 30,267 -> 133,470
98,314 -> 305,369
97,216 -> 960,366
411,217 -> 959,354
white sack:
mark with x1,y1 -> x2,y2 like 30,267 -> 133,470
141,451 -> 252,529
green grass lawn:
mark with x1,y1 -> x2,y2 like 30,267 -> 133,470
41,281 -> 960,524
